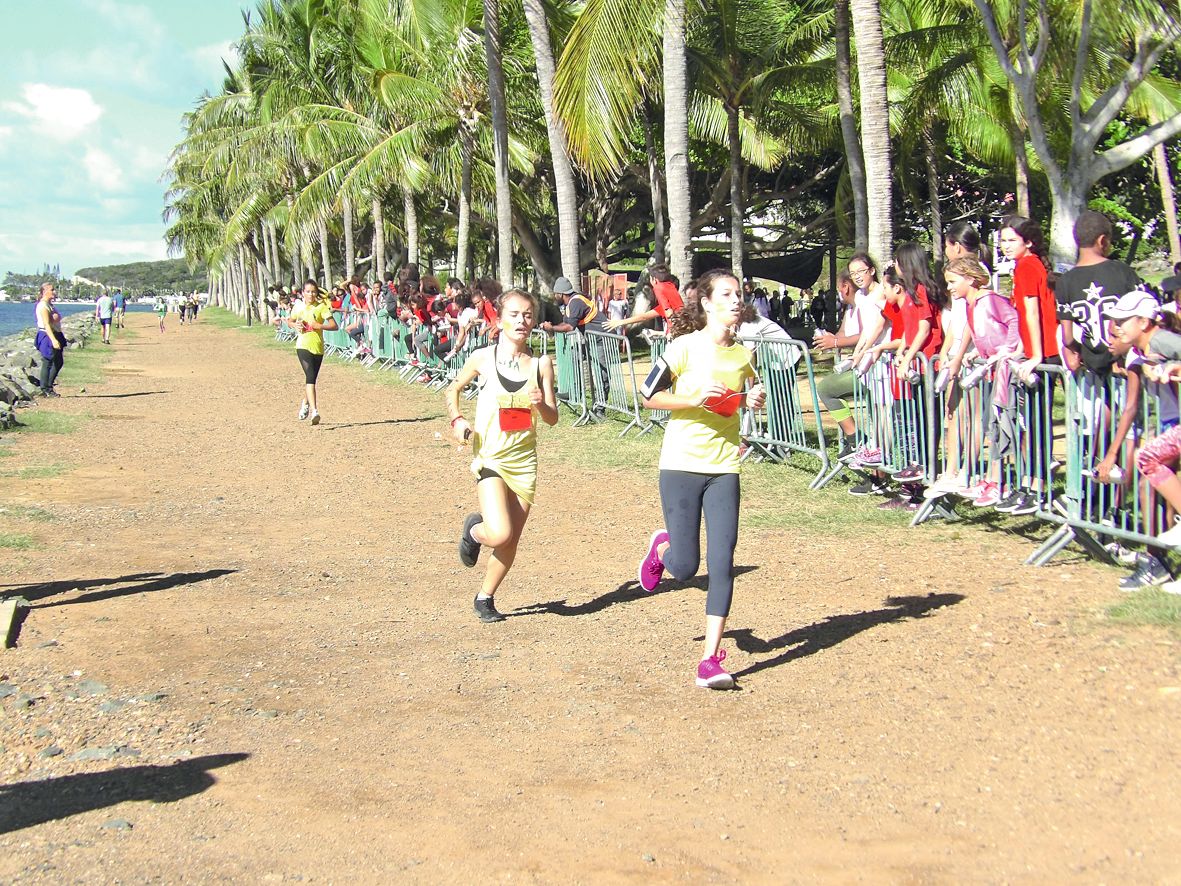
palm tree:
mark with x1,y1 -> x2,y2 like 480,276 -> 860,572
482,0 -> 515,286
849,0 -> 893,265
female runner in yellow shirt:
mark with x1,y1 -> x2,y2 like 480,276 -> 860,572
638,269 -> 765,688
445,289 -> 559,622
285,280 -> 339,425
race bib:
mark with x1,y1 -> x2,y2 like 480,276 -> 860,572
497,392 -> 533,432
703,388 -> 742,417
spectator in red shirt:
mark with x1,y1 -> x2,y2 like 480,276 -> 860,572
605,263 -> 682,333
472,278 -> 502,338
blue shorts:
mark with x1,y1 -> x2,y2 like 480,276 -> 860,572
100,318 -> 111,327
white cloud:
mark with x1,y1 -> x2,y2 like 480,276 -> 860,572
82,0 -> 167,43
190,40 -> 239,80
2,84 -> 103,140
83,147 -> 124,190
0,126 -> 13,149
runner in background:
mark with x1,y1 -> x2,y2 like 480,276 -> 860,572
636,269 -> 766,689
285,280 -> 338,426
154,294 -> 167,333
446,289 -> 559,623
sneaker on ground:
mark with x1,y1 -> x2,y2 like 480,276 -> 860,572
993,491 -> 1024,513
695,649 -> 735,689
1119,554 -> 1172,591
298,402 -> 309,421
638,529 -> 669,592
459,513 -> 483,568
892,463 -> 924,482
1156,516 -> 1181,547
972,481 -> 1001,507
877,496 -> 910,511
849,478 -> 887,496
1103,541 -> 1140,566
1008,493 -> 1039,516
473,595 -> 505,623
852,446 -> 883,468
310,411 -> 321,426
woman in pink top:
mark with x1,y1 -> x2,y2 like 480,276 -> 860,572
943,257 -> 1022,507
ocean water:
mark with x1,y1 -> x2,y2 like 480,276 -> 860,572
0,302 -> 155,339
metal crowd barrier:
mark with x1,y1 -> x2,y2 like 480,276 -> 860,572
584,329 -> 647,436
814,353 -> 937,490
739,336 -> 832,488
553,332 -> 590,426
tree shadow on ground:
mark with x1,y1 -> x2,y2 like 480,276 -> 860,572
323,415 -> 441,431
73,391 -> 169,399
509,566 -> 758,618
721,593 -> 965,679
0,753 -> 249,834
1,569 -> 237,608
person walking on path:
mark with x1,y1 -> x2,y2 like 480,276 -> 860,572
112,289 -> 126,329
95,290 -> 114,344
35,282 -> 65,397
155,295 -> 167,333
285,280 -> 338,426
635,269 -> 766,689
445,289 -> 559,624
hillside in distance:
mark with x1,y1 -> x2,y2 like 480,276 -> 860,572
73,259 -> 206,293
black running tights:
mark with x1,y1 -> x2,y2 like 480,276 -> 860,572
659,469 -> 740,618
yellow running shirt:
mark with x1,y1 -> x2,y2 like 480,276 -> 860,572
657,330 -> 755,474
290,301 -> 336,355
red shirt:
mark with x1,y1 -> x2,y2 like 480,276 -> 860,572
479,299 -> 498,326
330,295 -> 343,310
652,280 -> 683,318
883,301 -> 903,339
899,284 -> 943,358
1011,254 -> 1059,359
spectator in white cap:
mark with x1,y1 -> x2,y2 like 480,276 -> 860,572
1106,290 -> 1181,584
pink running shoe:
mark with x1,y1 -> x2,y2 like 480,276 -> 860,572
696,649 -> 735,689
638,529 -> 669,592
972,480 -> 1001,507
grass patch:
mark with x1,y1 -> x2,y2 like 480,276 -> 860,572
1107,590 -> 1181,634
56,341 -> 114,386
0,464 -> 69,480
0,532 -> 37,550
202,307 -> 292,351
16,410 -> 86,435
0,504 -> 53,521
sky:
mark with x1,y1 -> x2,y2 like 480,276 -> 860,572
0,0 -> 249,276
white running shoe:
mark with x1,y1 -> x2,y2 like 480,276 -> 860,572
310,411 -> 321,426
298,402 -> 309,421
1157,516 -> 1181,547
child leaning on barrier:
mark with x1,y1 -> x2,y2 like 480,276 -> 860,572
936,257 -> 1023,506
1103,294 -> 1181,570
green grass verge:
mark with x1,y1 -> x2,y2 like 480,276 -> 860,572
0,504 -> 53,521
56,339 -> 114,386
202,307 -> 292,351
16,410 -> 86,435
0,532 -> 37,550
1107,590 -> 1181,634
0,464 -> 69,480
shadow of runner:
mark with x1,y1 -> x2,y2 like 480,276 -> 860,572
323,415 -> 442,431
726,593 -> 965,679
72,391 -> 170,399
2,569 -> 237,607
509,566 -> 758,618
0,753 -> 250,834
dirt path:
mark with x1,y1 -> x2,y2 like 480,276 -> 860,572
0,312 -> 1178,883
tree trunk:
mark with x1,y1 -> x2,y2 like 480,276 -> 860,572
726,103 -> 745,281
922,127 -> 944,263
372,197 -> 385,281
835,0 -> 869,251
269,222 -> 284,286
643,105 -> 666,265
403,187 -> 419,267
260,222 -> 273,284
1047,177 -> 1085,267
318,220 -> 332,285
238,246 -> 253,326
662,0 -> 692,283
482,0 -> 515,287
457,128 -> 474,281
342,194 -> 356,279
1125,226 -> 1143,265
1154,141 -> 1181,264
523,0 -> 581,285
1009,118 -> 1031,217
848,0 -> 893,266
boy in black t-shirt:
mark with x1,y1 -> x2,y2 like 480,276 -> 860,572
1056,210 -> 1142,376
